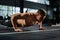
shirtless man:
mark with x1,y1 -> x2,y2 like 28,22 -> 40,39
11,8 -> 46,32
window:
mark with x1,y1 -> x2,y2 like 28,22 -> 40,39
23,8 -> 27,13
15,7 -> 20,13
23,8 -> 38,13
0,5 -> 20,19
45,0 -> 49,5
53,8 -> 56,11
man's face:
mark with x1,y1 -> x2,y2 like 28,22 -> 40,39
36,13 -> 41,20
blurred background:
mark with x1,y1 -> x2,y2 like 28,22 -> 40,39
0,0 -> 60,40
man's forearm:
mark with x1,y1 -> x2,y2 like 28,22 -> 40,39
38,21 -> 43,28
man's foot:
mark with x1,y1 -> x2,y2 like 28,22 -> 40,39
39,27 -> 47,30
14,28 -> 23,32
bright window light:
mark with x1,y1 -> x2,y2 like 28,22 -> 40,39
26,0 -> 49,5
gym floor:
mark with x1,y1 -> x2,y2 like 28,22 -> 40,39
0,24 -> 60,40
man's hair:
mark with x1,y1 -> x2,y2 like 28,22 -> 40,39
37,8 -> 46,16
36,8 -> 46,22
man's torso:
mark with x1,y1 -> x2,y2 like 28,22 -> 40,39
14,13 -> 37,27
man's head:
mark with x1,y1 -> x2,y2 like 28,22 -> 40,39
36,8 -> 46,22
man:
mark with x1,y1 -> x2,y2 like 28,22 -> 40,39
11,8 -> 46,32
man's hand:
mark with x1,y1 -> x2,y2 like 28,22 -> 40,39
14,28 -> 23,32
38,21 -> 47,30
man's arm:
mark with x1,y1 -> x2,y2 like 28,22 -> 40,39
38,16 -> 47,30
11,14 -> 23,32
